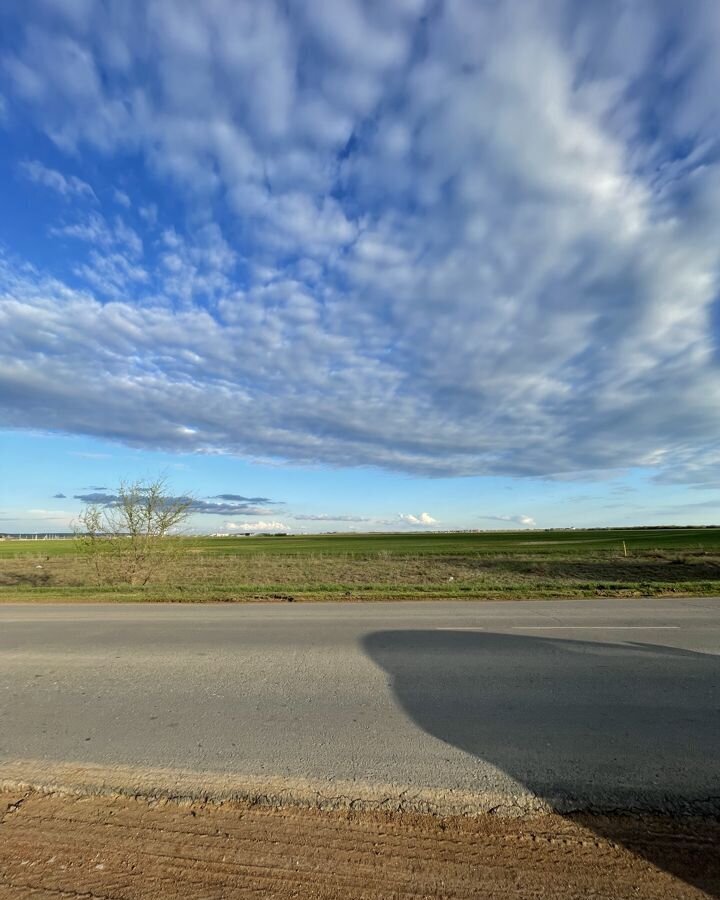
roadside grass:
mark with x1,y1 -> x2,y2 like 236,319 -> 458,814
1,539 -> 719,602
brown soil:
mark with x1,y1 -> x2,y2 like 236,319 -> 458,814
1,790 -> 718,899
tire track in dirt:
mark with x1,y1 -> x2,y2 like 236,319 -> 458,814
1,790 -> 719,899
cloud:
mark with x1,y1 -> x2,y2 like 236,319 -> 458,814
212,493 -> 275,504
651,498 -> 720,517
227,521 -> 288,532
113,188 -> 131,207
399,512 -> 437,526
479,515 -> 536,527
71,491 -> 275,516
292,513 -> 372,522
48,210 -> 146,296
49,211 -> 142,255
18,159 -> 95,199
187,500 -> 274,516
52,492 -> 67,498
1,3 -> 720,484
73,492 -> 116,504
0,505 -> 77,528
190,501 -> 275,516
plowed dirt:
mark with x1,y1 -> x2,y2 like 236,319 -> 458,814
1,790 -> 718,899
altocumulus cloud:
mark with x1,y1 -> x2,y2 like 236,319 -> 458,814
72,492 -> 276,517
18,160 -> 96,200
1,2 -> 720,482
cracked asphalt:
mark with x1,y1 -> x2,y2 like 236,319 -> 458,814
0,599 -> 718,814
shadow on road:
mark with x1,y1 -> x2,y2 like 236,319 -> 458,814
363,630 -> 720,897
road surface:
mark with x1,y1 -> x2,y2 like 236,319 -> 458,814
1,598 -> 718,813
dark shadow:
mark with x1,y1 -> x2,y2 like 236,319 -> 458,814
0,571 -> 51,587
464,555 -> 720,584
363,630 -> 720,896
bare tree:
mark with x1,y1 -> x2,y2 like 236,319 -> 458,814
75,477 -> 192,586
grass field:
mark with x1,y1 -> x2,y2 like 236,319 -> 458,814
3,526 -> 720,558
1,527 -> 719,602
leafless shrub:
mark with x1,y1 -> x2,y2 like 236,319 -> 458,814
74,477 -> 192,586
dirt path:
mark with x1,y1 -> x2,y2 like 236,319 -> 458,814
1,790 -> 718,899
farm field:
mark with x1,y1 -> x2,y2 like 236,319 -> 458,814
1,527 -> 719,602
3,526 -> 720,558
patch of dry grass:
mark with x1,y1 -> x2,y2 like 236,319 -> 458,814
1,549 -> 719,602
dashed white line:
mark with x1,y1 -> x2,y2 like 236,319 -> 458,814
435,626 -> 486,631
511,625 -> 680,630
435,625 -> 681,631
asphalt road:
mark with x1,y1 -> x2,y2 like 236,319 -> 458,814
1,599 -> 718,813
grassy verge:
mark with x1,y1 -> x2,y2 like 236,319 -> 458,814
1,540 -> 719,602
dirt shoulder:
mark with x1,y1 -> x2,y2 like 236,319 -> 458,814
0,789 -> 718,899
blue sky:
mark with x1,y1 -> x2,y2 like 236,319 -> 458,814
1,0 -> 720,534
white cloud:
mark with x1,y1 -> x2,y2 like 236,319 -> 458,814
292,514 -> 372,522
50,211 -> 142,256
113,188 -> 131,207
15,508 -> 75,528
139,204 -> 158,226
18,159 -> 95,199
1,3 -> 720,485
479,515 -> 536,527
227,521 -> 288,532
399,512 -> 437,526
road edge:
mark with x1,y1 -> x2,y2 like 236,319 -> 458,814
3,759 -> 719,818
0,758 -> 553,817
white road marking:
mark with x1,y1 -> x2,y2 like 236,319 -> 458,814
436,625 -> 681,631
435,626 -> 486,631
510,625 -> 680,630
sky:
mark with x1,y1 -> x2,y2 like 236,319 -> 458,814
1,0 -> 720,534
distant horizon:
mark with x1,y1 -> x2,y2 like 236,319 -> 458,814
3,523 -> 719,540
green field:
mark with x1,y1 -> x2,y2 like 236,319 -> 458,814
1,527 -> 719,602
2,527 -> 720,558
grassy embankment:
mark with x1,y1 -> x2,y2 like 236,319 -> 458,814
1,527 -> 719,602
